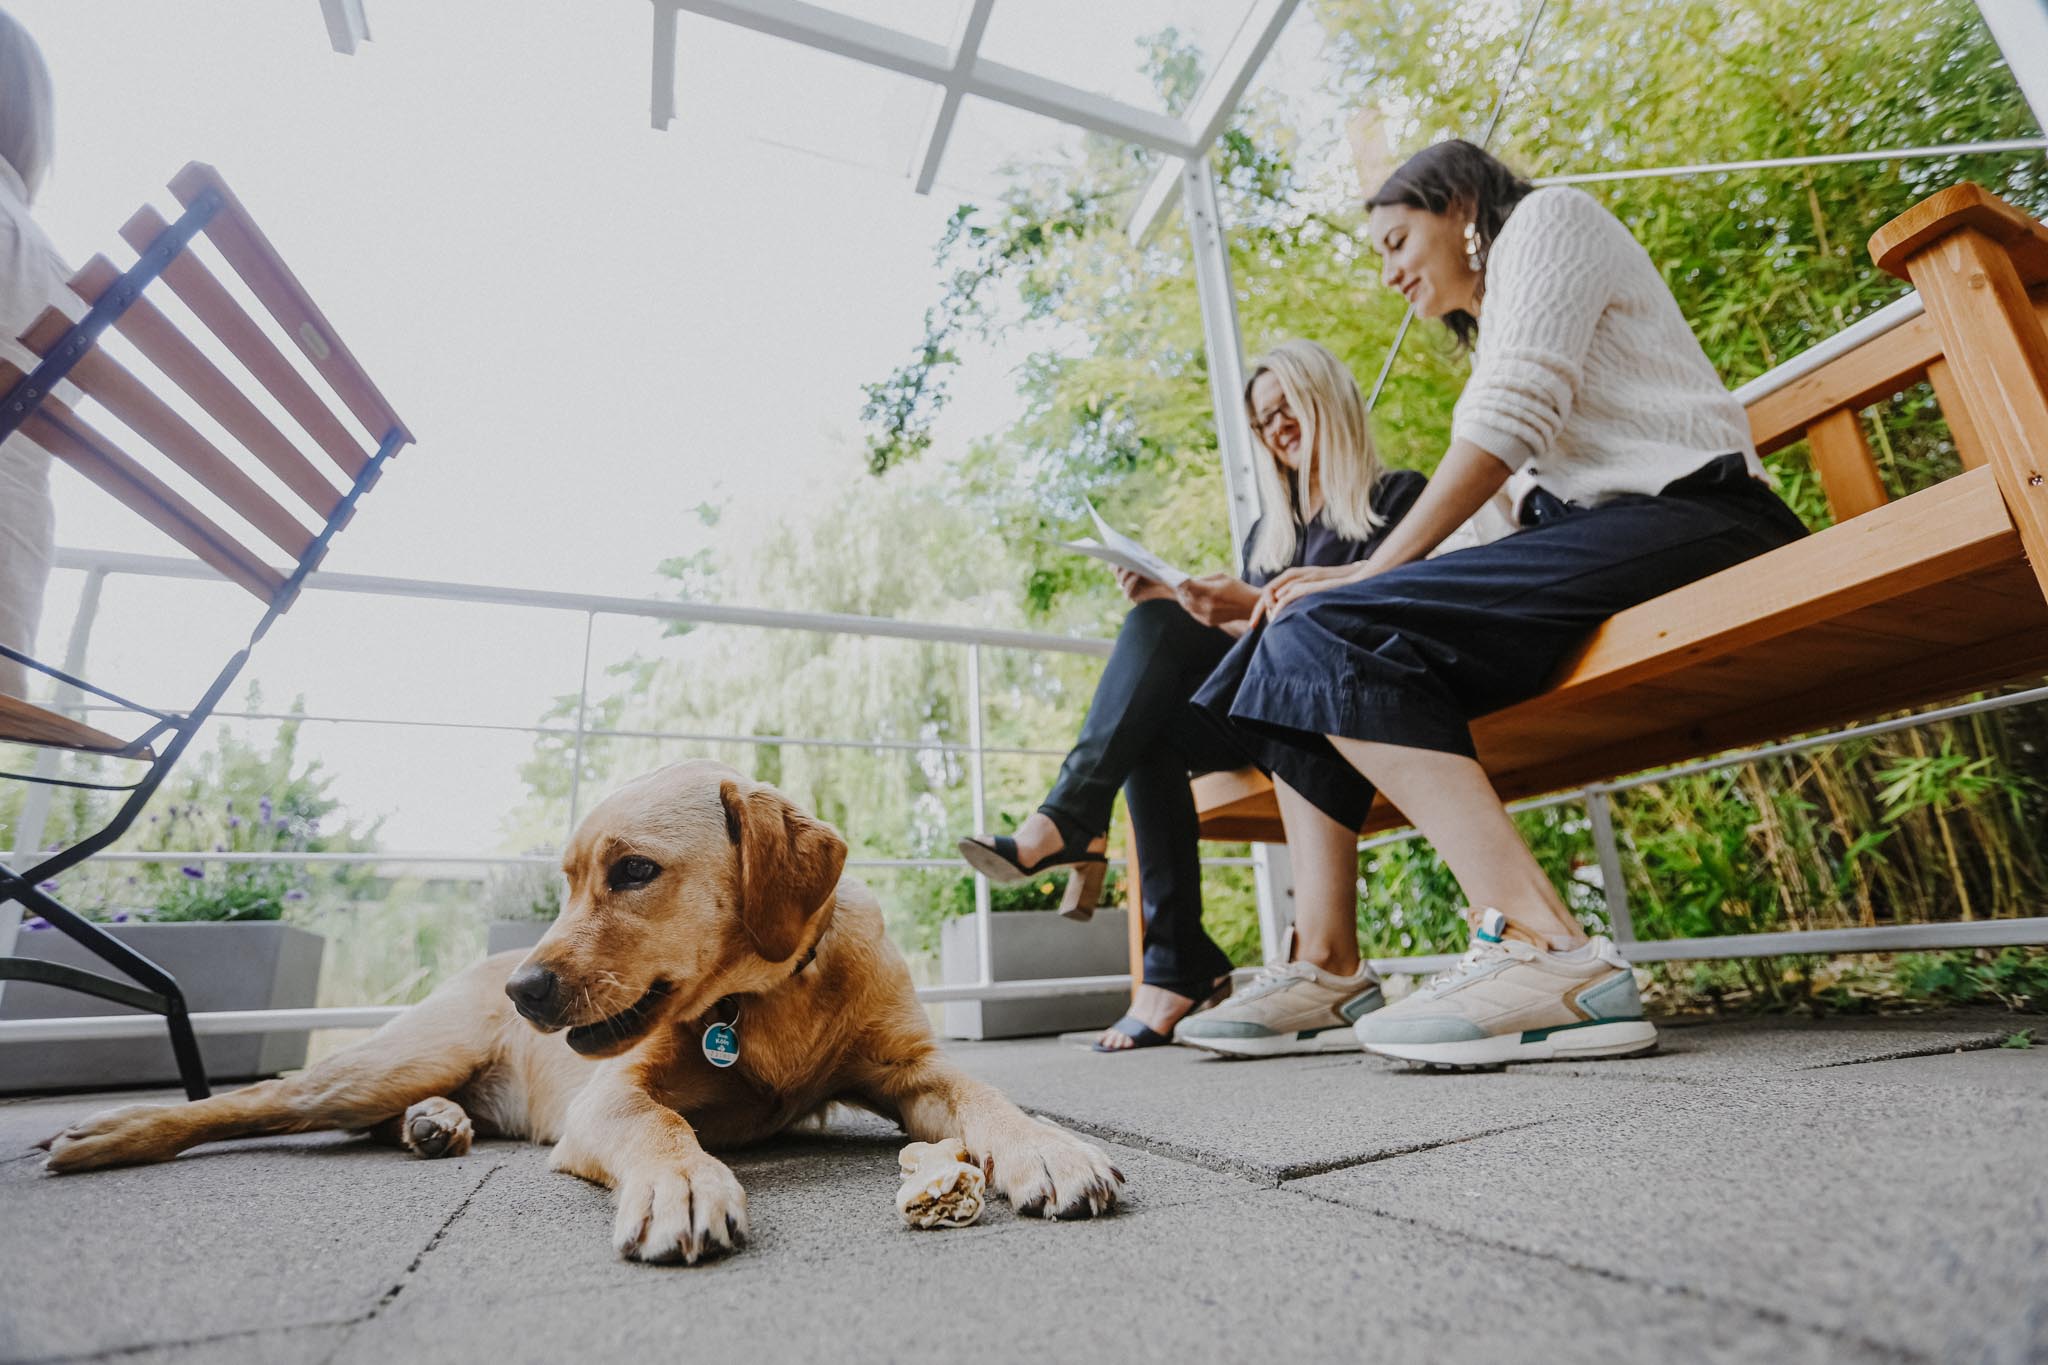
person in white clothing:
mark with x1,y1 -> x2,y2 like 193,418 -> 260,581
0,9 -> 71,700
1175,140 -> 1809,1065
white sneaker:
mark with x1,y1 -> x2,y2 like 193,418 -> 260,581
1174,959 -> 1384,1058
1352,909 -> 1657,1068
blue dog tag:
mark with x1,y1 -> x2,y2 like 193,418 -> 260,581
702,1021 -> 740,1068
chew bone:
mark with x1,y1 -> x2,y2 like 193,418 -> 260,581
896,1138 -> 986,1229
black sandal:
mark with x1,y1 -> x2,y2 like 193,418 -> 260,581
1090,974 -> 1233,1054
957,825 -> 1108,921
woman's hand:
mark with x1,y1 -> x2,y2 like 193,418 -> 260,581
1250,562 -> 1368,626
1174,573 -> 1260,628
1115,567 -> 1176,605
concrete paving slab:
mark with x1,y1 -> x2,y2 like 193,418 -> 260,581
1289,1069 -> 2047,1365
395,1109 -> 1259,1306
0,1090 -> 502,1363
1502,1010 -> 2024,1082
1820,1035 -> 2048,1093
330,1186 -> 1876,1365
939,1038 -> 1626,1181
16,1324 -> 357,1365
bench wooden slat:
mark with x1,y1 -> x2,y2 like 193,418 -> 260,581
68,254 -> 344,519
1745,289 -> 2048,457
0,694 -> 151,757
119,206 -> 370,481
1869,182 -> 2048,286
19,307 -> 317,561
1805,407 -> 1888,521
4,380 -> 284,601
170,163 -> 414,449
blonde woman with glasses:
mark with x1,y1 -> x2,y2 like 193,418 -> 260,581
959,339 -> 1426,1052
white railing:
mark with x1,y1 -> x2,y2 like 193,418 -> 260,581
2,546 -> 1180,1036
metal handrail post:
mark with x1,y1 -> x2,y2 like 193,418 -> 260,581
1583,783 -> 1635,946
566,610 -> 596,835
966,643 -> 993,986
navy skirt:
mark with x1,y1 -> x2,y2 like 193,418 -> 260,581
1191,454 -> 1810,828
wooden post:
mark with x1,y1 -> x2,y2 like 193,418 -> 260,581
1806,407 -> 1890,522
1924,357 -> 1989,471
1872,185 -> 2048,607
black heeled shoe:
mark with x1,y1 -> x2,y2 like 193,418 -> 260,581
1091,975 -> 1234,1053
956,828 -> 1108,921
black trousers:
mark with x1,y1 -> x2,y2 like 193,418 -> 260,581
1195,454 -> 1811,828
1041,598 -> 1247,995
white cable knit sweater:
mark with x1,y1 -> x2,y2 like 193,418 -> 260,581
1450,186 -> 1762,540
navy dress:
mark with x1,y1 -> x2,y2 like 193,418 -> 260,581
1038,469 -> 1426,996
1193,453 -> 1808,829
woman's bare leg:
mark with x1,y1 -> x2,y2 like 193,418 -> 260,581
1272,776 -> 1365,976
1327,737 -> 1584,947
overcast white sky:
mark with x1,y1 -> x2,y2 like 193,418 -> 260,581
4,0 -> 1349,855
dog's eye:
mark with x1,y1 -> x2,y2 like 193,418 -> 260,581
608,856 -> 660,891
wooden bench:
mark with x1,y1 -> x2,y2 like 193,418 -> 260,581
1125,183 -> 2048,979
0,163 -> 414,1099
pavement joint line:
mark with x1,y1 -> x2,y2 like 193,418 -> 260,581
1018,1106 -> 1559,1188
8,1316 -> 363,1365
1277,1183 -> 1936,1365
1797,1033 -> 2018,1071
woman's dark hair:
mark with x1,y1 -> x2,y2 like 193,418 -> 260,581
1364,139 -> 1535,350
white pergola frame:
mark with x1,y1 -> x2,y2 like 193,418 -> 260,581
306,0 -> 2048,971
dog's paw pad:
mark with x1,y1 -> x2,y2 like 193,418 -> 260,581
400,1097 -> 473,1159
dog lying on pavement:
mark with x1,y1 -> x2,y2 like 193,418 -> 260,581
41,761 -> 1123,1262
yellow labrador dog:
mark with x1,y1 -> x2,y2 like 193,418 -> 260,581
41,761 -> 1123,1262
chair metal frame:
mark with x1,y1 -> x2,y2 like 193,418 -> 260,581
0,177 -> 409,1101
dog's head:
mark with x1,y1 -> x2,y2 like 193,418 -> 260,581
503,759 -> 848,1057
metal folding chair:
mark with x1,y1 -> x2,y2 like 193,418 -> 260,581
0,163 -> 415,1100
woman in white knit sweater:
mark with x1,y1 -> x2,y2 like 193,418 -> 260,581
1178,140 -> 1807,1066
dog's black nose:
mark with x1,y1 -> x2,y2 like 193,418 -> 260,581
505,964 -> 560,1023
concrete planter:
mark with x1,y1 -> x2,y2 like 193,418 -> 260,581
0,921 -> 325,1094
939,908 -> 1129,1040
485,920 -> 551,957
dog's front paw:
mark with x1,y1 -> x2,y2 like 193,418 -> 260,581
986,1118 -> 1124,1219
41,1103 -> 183,1173
612,1156 -> 749,1264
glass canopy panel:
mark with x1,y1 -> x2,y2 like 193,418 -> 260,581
673,12 -> 934,180
976,0 -> 1264,118
935,93 -> 1133,206
818,0 -> 974,47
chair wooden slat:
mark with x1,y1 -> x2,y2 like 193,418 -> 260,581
0,694 -> 151,757
68,254 -> 343,519
18,307 -> 316,561
0,370 -> 283,601
171,163 -> 414,449
119,205 -> 369,481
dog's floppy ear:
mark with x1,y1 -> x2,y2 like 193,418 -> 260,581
718,778 -> 848,963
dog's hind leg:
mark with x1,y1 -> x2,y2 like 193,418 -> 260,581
42,962 -> 499,1174
366,1096 -> 478,1159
